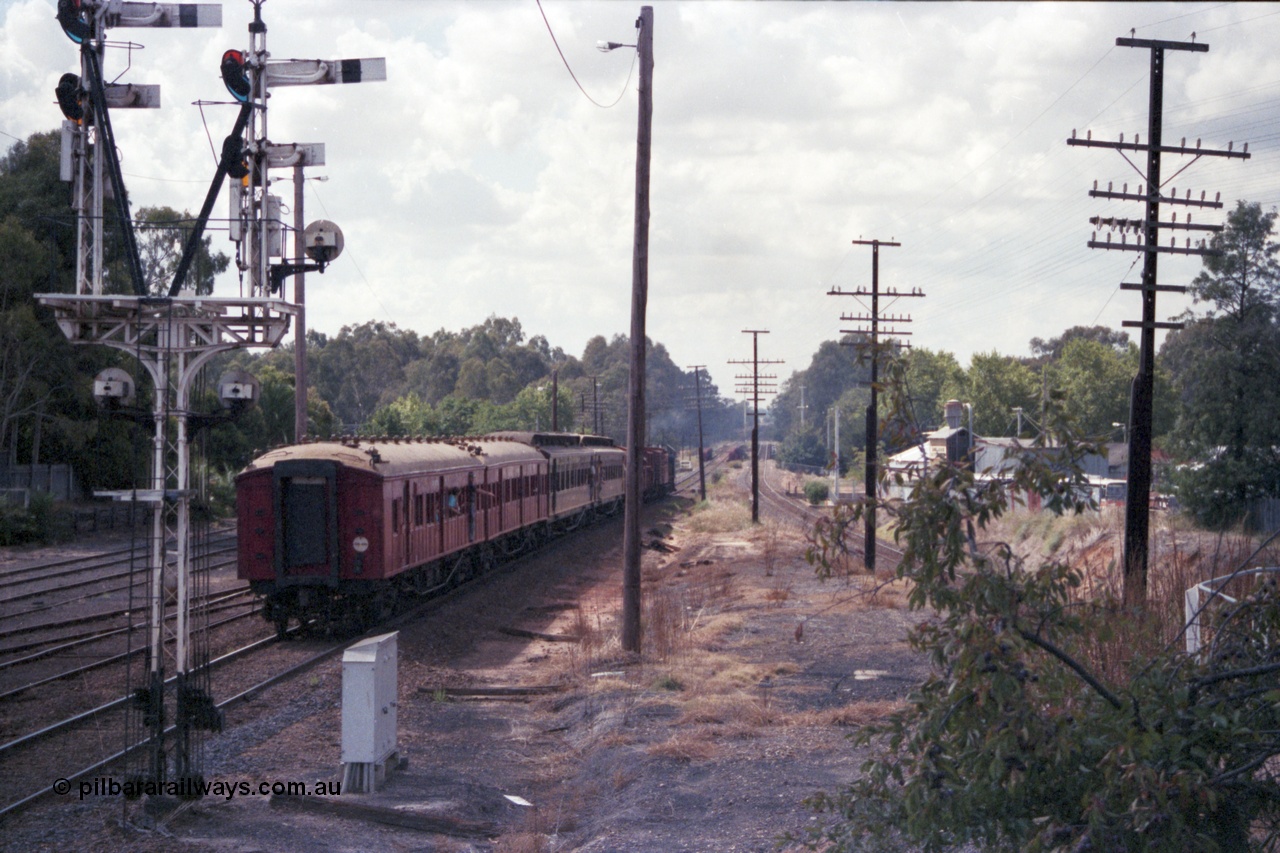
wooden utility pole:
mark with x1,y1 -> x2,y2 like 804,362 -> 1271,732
551,368 -> 559,431
730,331 -> 782,523
621,5 -> 653,655
1069,36 -> 1248,606
829,239 -> 921,573
687,365 -> 707,502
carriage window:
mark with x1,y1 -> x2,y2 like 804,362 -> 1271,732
414,494 -> 424,526
392,499 -> 401,533
282,478 -> 327,567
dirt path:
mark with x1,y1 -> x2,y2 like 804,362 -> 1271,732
2,492 -> 932,852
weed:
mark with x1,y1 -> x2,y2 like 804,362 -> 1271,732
652,673 -> 684,691
646,732 -> 719,762
644,587 -> 690,663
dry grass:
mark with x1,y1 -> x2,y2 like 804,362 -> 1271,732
686,499 -> 753,534
982,507 -> 1280,681
646,731 -> 721,762
494,832 -> 550,853
786,699 -> 909,728
861,577 -> 911,609
756,521 -> 785,576
643,585 -> 693,662
556,604 -> 623,681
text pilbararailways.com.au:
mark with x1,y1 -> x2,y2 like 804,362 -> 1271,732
54,776 -> 343,800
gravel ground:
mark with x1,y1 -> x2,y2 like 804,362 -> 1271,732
1,484 -> 934,852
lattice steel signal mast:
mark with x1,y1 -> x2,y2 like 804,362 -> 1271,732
55,1 -> 219,297
222,1 -> 385,298
38,0 -> 383,798
1069,36 -> 1249,607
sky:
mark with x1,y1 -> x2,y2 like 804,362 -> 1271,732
3,0 -> 1280,402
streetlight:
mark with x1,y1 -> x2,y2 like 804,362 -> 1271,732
602,7 -> 654,656
1112,422 -> 1128,444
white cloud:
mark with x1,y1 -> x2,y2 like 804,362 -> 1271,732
4,0 -> 1280,399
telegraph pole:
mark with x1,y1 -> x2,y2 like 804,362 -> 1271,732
1069,36 -> 1248,607
621,5 -> 653,654
551,368 -> 560,431
687,365 -> 707,502
730,331 -> 782,523
829,239 -> 922,573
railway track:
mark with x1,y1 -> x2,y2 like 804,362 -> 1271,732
754,457 -> 907,571
0,537 -> 543,822
0,477 -> 672,821
0,624 -> 335,821
0,528 -> 238,615
673,452 -> 726,496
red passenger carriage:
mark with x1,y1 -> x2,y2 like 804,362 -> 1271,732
236,432 -> 659,634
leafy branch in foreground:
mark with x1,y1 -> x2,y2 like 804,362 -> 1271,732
803,388 -> 1280,852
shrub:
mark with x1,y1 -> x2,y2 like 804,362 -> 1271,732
803,480 -> 829,505
805,405 -> 1280,852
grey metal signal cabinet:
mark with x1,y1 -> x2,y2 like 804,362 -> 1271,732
340,632 -> 399,792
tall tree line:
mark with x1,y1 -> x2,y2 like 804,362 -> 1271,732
774,202 -> 1280,528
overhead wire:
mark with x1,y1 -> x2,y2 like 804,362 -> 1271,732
535,0 -> 637,109
881,5 -> 1280,365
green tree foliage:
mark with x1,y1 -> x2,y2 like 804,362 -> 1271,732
0,131 -> 143,490
805,402 -> 1280,851
134,205 -> 229,296
1045,338 -> 1136,439
963,351 -> 1039,436
1162,201 -> 1280,527
1029,324 -> 1131,364
901,347 -> 967,431
778,429 -> 828,470
762,335 -> 875,448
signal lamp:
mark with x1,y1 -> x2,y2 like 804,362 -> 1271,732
56,0 -> 92,44
220,50 -> 251,102
221,133 -> 249,179
55,73 -> 84,122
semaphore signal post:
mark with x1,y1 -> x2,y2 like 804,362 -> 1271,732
36,0 -> 382,805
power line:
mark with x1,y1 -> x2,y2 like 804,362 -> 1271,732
535,0 -> 637,109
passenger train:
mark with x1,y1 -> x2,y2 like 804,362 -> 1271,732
236,431 -> 674,634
